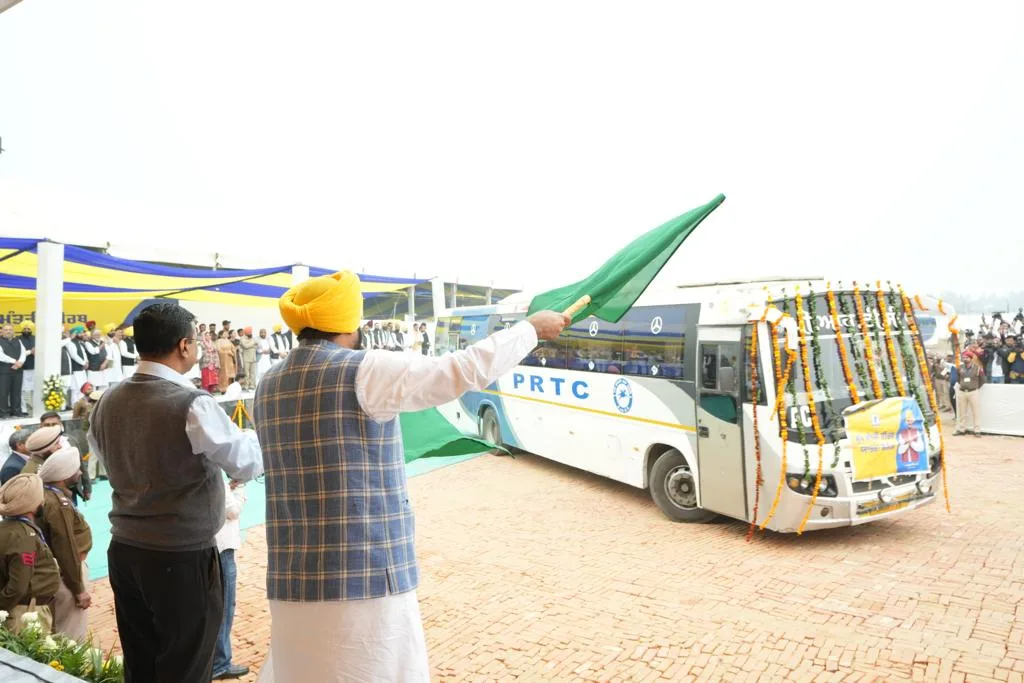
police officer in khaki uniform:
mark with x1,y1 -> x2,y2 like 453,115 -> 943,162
20,425 -> 66,476
37,447 -> 92,639
0,473 -> 61,633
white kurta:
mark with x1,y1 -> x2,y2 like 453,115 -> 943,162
105,339 -> 123,385
118,340 -> 138,378
256,338 -> 272,383
256,321 -> 539,683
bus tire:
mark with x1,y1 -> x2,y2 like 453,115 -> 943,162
650,449 -> 717,523
480,408 -> 501,446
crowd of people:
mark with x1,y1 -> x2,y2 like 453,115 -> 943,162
0,316 -> 436,420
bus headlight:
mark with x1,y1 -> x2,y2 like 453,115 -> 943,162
786,474 -> 838,498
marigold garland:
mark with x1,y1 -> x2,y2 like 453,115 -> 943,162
806,284 -> 842,468
899,286 -> 951,512
875,281 -> 906,396
947,315 -> 961,369
852,282 -> 884,398
783,295 -> 811,482
745,324 -> 763,541
794,287 -> 826,535
887,282 -> 927,413
760,318 -> 794,531
914,295 -> 928,312
827,283 -> 859,404
838,287 -> 872,398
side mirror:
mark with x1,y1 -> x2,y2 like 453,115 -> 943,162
719,366 -> 736,394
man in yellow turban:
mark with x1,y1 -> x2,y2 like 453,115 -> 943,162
254,271 -> 570,682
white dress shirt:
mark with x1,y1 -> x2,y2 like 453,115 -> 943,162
118,340 -> 138,363
0,339 -> 27,365
215,479 -> 247,553
63,338 -> 87,368
87,360 -> 264,481
354,320 -> 538,423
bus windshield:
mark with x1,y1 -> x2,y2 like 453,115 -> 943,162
773,291 -> 936,433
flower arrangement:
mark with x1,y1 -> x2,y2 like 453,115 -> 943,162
760,311 -> 796,531
806,284 -> 842,469
899,286 -> 951,513
852,282 -> 884,398
793,287 -> 827,535
745,323 -> 763,542
42,375 -> 67,412
781,294 -> 811,484
826,283 -> 859,405
886,282 -> 927,414
0,610 -> 124,682
875,281 -> 906,397
837,287 -> 872,399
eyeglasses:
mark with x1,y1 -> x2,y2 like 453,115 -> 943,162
182,338 -> 198,345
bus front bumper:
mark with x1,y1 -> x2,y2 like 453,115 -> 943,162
767,473 -> 941,533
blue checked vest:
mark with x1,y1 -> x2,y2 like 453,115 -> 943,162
254,341 -> 416,601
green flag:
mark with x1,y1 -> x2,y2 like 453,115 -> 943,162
399,407 -> 502,462
527,193 -> 726,323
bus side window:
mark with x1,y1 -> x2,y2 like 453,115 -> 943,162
564,317 -> 623,372
701,345 -> 718,389
619,305 -> 685,378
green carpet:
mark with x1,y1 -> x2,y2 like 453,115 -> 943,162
82,451 -> 486,581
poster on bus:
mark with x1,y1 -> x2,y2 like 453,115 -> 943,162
845,397 -> 930,481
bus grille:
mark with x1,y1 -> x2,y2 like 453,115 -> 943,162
851,474 -> 917,493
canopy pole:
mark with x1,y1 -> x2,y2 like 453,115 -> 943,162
291,265 -> 310,286
431,278 -> 447,319
35,241 -> 65,416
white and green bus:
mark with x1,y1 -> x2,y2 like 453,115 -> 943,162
433,277 -> 948,533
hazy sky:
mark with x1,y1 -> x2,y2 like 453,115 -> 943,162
1,2 -> 1021,296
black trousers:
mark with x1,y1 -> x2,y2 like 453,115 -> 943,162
0,368 -> 22,416
108,541 -> 223,683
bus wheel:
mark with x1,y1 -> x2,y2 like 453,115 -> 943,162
650,449 -> 717,523
480,408 -> 501,446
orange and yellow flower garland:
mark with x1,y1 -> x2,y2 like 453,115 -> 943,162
875,281 -> 907,397
746,324 -> 763,541
826,282 -> 859,404
760,318 -> 795,531
852,282 -> 883,398
899,286 -> 951,512
794,287 -> 826,535
948,315 -> 961,369
914,295 -> 928,312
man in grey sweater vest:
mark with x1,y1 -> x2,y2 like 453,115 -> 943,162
88,303 -> 263,683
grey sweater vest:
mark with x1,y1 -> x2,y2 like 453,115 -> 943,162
90,373 -> 225,551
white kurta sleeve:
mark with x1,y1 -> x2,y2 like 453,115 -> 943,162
355,321 -> 538,423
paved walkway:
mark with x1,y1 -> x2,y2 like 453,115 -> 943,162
84,429 -> 1024,681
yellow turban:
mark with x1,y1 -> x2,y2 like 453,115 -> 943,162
103,323 -> 117,334
273,324 -> 282,332
19,321 -> 35,332
279,271 -> 363,335
125,326 -> 134,337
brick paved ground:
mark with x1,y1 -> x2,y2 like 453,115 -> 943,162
84,427 -> 1024,681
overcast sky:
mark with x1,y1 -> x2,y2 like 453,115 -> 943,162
1,1 -> 1021,296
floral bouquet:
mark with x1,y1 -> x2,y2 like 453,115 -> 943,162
0,609 -> 124,682
42,375 -> 67,412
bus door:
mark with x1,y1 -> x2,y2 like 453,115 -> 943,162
696,328 -> 747,520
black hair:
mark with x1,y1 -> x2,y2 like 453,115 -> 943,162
134,303 -> 197,356
297,327 -> 342,343
39,411 -> 61,424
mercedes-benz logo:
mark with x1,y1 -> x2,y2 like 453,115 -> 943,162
650,316 -> 663,335
588,321 -> 599,337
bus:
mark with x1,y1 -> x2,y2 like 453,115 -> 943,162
431,277 -> 949,533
